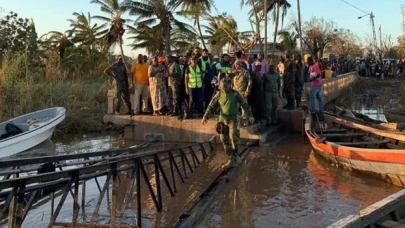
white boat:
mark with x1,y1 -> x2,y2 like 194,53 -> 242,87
0,107 -> 66,158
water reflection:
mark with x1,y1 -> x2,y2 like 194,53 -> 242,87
200,135 -> 401,228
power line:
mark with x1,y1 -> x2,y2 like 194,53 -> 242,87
339,0 -> 369,15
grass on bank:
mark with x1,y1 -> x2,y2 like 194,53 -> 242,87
0,53 -> 114,136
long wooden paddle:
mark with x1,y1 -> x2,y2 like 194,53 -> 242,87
315,113 -> 327,143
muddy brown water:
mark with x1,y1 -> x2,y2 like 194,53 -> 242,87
198,135 -> 401,228
3,133 -> 401,228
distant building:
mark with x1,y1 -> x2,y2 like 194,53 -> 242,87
249,44 -> 288,58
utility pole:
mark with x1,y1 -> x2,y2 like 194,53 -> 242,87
297,0 -> 303,56
379,25 -> 383,51
264,0 -> 268,58
401,5 -> 405,36
370,12 -> 378,53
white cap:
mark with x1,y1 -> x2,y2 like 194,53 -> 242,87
254,61 -> 262,66
213,55 -> 219,59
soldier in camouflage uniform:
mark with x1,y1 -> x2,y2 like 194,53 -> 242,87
232,60 -> 252,122
282,51 -> 297,110
104,56 -> 134,115
201,79 -> 255,168
263,63 -> 280,127
167,55 -> 182,116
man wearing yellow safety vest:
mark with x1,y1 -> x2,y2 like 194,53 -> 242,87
185,56 -> 204,116
216,54 -> 233,76
197,49 -> 212,109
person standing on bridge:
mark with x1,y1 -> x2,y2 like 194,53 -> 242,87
295,55 -> 305,109
131,54 -> 150,115
201,79 -> 255,168
167,54 -> 182,116
263,63 -> 279,127
308,56 -> 324,114
148,56 -> 167,116
232,60 -> 252,126
104,56 -> 134,115
282,51 -> 297,110
249,61 -> 265,122
185,56 -> 204,116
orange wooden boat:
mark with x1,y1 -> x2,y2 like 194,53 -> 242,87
305,112 -> 405,187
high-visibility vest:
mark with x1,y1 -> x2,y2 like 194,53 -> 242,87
188,65 -> 202,88
200,57 -> 211,72
221,63 -> 232,73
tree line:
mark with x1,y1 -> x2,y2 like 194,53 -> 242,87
0,0 -> 402,80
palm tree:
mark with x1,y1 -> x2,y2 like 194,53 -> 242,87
91,0 -> 130,65
205,14 -> 256,54
128,23 -> 197,55
66,12 -> 106,48
240,0 -> 263,52
176,3 -> 209,49
40,31 -> 74,60
123,0 -> 196,54
203,18 -> 229,53
256,0 -> 291,55
170,0 -> 214,50
127,24 -> 165,55
278,30 -> 298,52
270,0 -> 291,55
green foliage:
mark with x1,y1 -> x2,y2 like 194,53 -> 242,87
0,53 -> 111,135
0,53 -> 31,87
124,0 -> 197,53
277,30 -> 298,53
0,11 -> 30,56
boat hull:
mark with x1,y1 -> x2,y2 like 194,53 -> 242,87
305,113 -> 405,187
385,110 -> 405,123
0,127 -> 55,158
0,107 -> 65,158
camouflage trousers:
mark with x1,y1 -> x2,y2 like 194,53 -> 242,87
236,91 -> 250,118
219,120 -> 240,163
167,79 -> 181,108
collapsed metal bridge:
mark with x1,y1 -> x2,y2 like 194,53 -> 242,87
0,140 -> 215,228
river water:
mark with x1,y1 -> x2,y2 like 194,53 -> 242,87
4,131 -> 400,228
198,135 -> 401,228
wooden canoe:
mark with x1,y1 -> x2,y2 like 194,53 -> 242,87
332,107 -> 405,132
328,188 -> 405,228
385,110 -> 405,124
305,112 -> 405,187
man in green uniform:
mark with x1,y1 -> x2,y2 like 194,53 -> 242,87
283,51 -> 297,110
201,79 -> 255,168
104,56 -> 134,115
263,63 -> 280,127
167,55 -> 182,116
232,60 -> 252,124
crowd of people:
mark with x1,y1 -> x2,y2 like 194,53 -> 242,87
105,48 -> 327,168
105,47 -> 327,122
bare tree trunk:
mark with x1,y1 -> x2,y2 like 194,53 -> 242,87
118,34 -> 129,72
165,26 -> 171,55
272,4 -> 280,56
264,0 -> 268,57
196,17 -> 207,49
318,48 -> 324,60
250,0 -> 262,52
297,0 -> 303,56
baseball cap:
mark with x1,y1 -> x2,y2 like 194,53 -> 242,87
213,55 -> 219,59
158,57 -> 166,63
254,61 -> 262,66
